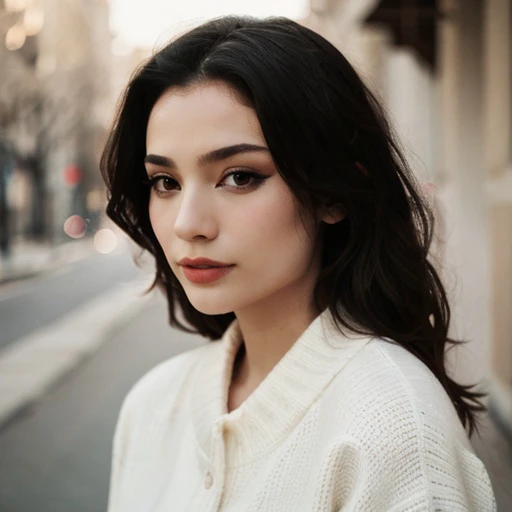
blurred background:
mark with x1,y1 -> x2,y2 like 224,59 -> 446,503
0,0 -> 511,510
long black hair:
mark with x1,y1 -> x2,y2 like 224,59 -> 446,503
100,15 -> 486,435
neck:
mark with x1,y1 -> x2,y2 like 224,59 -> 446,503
232,287 -> 322,391
229,236 -> 325,396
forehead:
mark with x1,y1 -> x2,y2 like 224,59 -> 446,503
146,81 -> 265,151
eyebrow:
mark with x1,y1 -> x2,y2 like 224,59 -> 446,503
144,143 -> 270,169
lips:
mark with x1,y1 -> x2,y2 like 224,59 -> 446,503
177,257 -> 235,284
178,257 -> 233,268
181,264 -> 235,284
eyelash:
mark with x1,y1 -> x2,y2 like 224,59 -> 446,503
143,169 -> 268,197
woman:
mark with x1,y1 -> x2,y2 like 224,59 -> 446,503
101,15 -> 496,511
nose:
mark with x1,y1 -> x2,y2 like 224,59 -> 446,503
173,187 -> 218,241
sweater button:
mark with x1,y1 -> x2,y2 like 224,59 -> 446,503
204,471 -> 214,489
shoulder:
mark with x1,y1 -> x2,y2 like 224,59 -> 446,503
119,341 -> 221,419
333,337 -> 470,444
371,338 -> 471,442
317,338 -> 496,510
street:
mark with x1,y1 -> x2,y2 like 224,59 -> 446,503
0,248 -> 141,350
0,291 -> 205,512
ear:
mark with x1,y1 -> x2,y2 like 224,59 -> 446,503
318,204 -> 346,225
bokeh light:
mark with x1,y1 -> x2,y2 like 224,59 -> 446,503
24,7 -> 44,36
6,23 -> 26,51
63,215 -> 87,239
93,229 -> 118,254
5,0 -> 29,13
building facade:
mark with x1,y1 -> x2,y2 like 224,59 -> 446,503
0,0 -> 113,246
302,0 -> 512,435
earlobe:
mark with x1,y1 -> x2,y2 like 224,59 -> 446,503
320,205 -> 346,225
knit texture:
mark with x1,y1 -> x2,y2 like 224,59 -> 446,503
107,309 -> 496,511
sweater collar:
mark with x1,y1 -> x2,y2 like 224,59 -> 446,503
190,308 -> 371,468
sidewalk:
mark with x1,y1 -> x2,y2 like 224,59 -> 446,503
0,232 -> 155,430
0,278 -> 155,430
0,237 -> 96,284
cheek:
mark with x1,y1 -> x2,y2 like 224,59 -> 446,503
232,187 -> 314,261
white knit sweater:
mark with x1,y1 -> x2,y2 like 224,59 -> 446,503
107,308 -> 496,511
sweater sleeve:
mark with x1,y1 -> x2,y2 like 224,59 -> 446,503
319,341 -> 497,511
321,429 -> 496,512
105,348 -> 203,511
106,392 -> 133,512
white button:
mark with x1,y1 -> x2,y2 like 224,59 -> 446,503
204,471 -> 214,489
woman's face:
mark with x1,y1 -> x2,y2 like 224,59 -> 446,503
146,81 -> 336,316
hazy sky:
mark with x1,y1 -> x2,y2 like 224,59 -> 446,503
109,0 -> 310,49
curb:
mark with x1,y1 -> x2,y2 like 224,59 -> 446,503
0,238 -> 97,285
0,278 -> 156,430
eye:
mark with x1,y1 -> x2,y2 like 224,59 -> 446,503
220,170 -> 268,191
143,169 -> 269,197
145,175 -> 179,195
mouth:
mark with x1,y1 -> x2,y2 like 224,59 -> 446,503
185,264 -> 233,269
178,257 -> 233,268
181,264 -> 235,284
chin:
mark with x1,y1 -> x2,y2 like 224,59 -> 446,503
186,293 -> 236,316
193,304 -> 234,316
